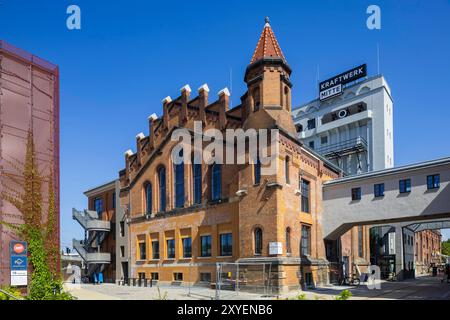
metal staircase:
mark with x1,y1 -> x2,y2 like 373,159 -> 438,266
72,208 -> 111,280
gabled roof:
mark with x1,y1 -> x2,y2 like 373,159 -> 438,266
250,17 -> 286,64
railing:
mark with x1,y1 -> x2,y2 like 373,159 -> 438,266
315,136 -> 368,156
72,239 -> 111,264
72,208 -> 111,231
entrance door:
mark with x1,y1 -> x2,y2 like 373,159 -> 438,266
122,262 -> 129,280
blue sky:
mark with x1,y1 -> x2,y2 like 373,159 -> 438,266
0,0 -> 449,247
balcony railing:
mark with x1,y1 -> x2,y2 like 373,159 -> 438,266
315,136 -> 368,157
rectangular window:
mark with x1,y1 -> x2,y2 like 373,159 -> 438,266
301,225 -> 311,256
427,174 -> 440,190
301,179 -> 310,213
220,233 -> 233,256
308,141 -> 315,149
173,273 -> 183,281
94,198 -> 103,219
351,187 -> 362,201
120,246 -> 125,258
211,164 -> 222,201
182,237 -> 192,258
321,136 -> 328,145
112,192 -> 116,209
119,221 -> 125,237
166,239 -> 175,259
151,273 -> 159,280
193,163 -> 202,204
254,158 -> 261,185
374,183 -> 385,197
200,273 -> 211,283
138,242 -> 146,260
200,235 -> 212,257
152,241 -> 160,260
399,179 -> 411,193
307,119 -> 316,130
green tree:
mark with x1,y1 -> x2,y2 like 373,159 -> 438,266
442,239 -> 450,257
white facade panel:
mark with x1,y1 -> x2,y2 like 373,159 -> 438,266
293,75 -> 394,175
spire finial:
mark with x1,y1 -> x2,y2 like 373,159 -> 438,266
265,16 -> 270,26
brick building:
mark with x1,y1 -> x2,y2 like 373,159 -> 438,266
415,230 -> 442,274
117,19 -> 368,292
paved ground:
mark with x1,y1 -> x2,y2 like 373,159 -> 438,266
64,276 -> 450,300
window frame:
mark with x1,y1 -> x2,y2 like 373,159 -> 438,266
193,163 -> 202,204
211,163 -> 222,201
138,241 -> 147,261
158,167 -> 166,212
307,118 -> 316,130
174,150 -> 185,208
301,225 -> 311,256
145,182 -> 152,214
151,240 -> 160,260
286,227 -> 291,254
351,187 -> 362,201
427,174 -> 440,190
374,183 -> 385,198
219,233 -> 233,257
182,237 -> 192,258
301,179 -> 310,213
399,178 -> 411,194
200,235 -> 212,257
254,228 -> 263,255
166,239 -> 175,259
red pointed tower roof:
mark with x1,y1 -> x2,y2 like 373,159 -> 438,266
250,17 -> 286,64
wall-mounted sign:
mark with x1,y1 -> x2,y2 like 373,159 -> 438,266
269,242 -> 283,255
10,241 -> 27,255
319,64 -> 367,101
10,241 -> 28,287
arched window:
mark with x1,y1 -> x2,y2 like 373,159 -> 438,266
286,227 -> 291,254
193,163 -> 202,204
211,163 -> 221,201
254,228 -> 263,255
158,166 -> 166,212
145,182 -> 152,215
284,86 -> 290,111
174,149 -> 185,208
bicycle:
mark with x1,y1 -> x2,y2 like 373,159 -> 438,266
340,274 -> 360,286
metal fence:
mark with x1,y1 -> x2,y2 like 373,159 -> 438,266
214,262 -> 274,299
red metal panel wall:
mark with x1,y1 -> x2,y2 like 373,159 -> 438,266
0,40 -> 60,285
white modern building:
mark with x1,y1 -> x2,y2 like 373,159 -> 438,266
293,74 -> 394,176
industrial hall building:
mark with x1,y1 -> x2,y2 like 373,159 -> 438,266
114,19 -> 370,292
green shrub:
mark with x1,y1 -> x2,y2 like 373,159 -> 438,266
335,289 -> 352,300
0,287 -> 23,300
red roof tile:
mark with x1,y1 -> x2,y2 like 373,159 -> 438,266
250,18 -> 286,64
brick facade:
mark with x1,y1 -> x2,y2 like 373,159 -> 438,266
117,20 -> 367,292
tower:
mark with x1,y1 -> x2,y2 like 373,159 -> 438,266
242,17 -> 297,135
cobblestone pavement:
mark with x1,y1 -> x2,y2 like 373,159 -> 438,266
64,276 -> 450,300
